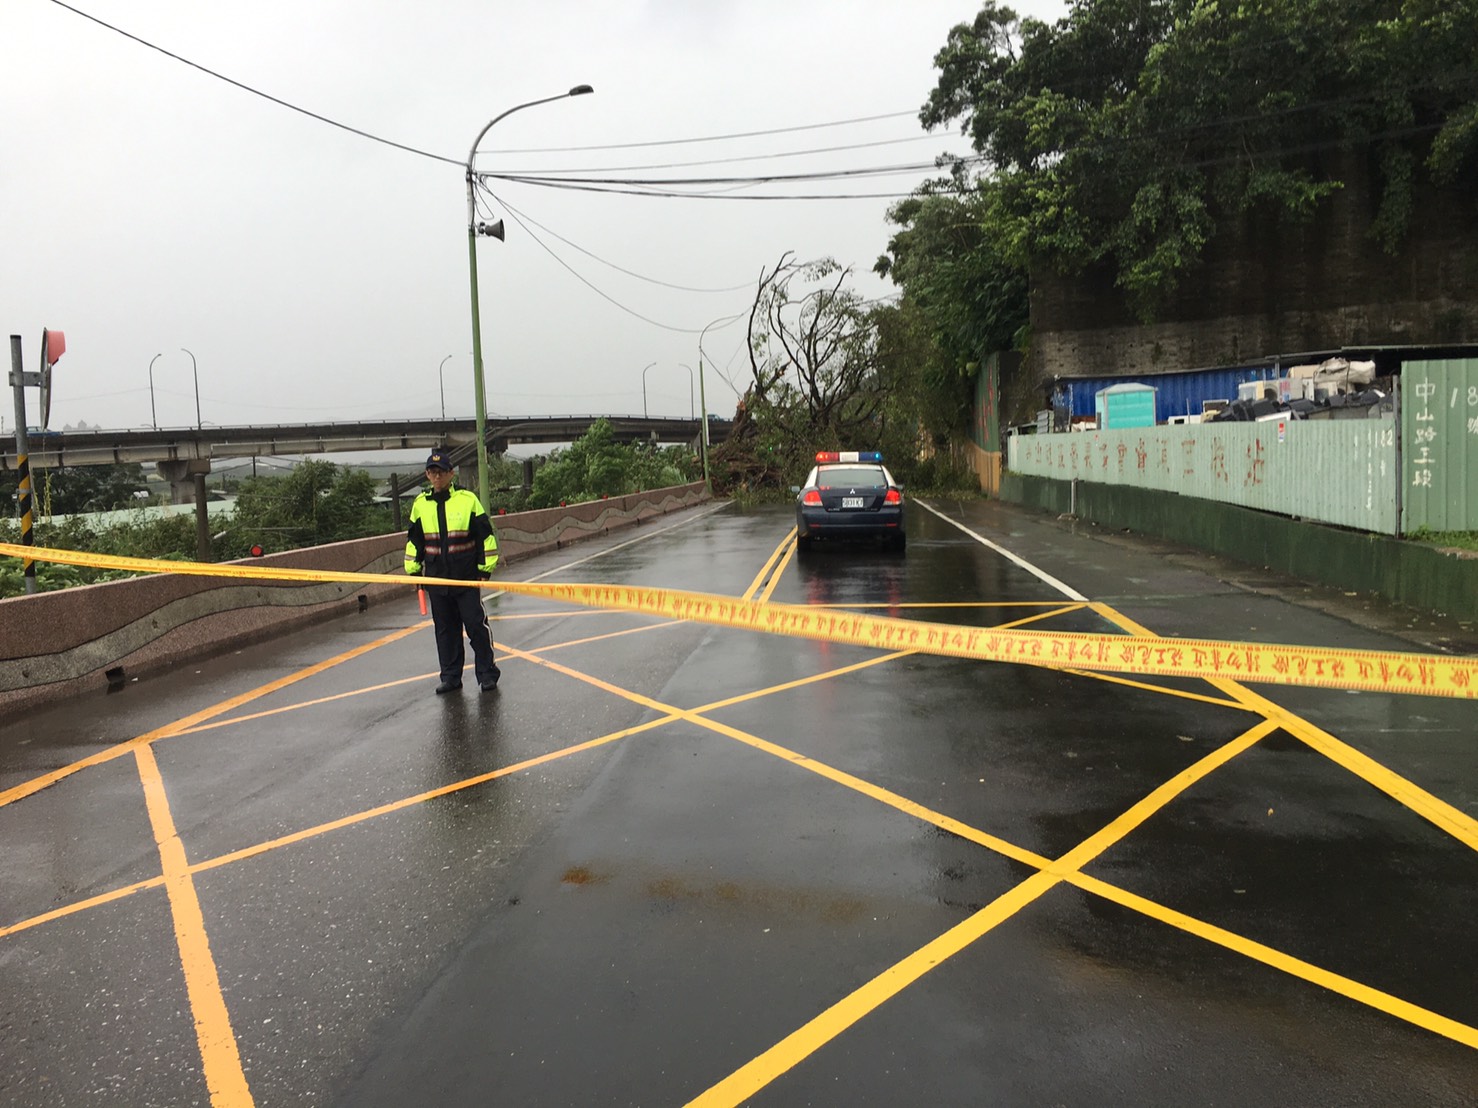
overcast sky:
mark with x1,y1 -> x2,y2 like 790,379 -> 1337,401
5,0 -> 1066,440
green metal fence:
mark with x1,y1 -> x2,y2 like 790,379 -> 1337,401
1401,358 -> 1478,534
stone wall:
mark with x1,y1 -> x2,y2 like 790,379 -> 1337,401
1026,157 -> 1478,390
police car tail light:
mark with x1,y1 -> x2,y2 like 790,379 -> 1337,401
802,489 -> 823,505
884,488 -> 902,505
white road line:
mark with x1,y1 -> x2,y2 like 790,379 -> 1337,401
915,499 -> 1089,603
485,501 -> 731,599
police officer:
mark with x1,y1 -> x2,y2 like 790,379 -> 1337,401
405,451 -> 502,693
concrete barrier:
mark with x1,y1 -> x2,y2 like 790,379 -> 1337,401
0,482 -> 709,711
999,473 -> 1478,622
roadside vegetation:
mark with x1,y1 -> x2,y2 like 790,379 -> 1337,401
524,420 -> 699,509
0,436 -> 704,598
1408,529 -> 1478,554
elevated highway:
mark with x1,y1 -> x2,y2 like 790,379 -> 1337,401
1,414 -> 732,471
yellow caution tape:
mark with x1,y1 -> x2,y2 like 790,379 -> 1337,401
3,542 -> 1475,699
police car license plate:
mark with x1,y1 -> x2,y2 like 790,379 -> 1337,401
841,497 -> 864,509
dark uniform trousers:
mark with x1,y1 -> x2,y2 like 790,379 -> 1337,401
428,585 -> 500,687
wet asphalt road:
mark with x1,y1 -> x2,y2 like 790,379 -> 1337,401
1,498 -> 1475,1107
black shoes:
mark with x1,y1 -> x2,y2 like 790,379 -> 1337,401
437,670 -> 499,694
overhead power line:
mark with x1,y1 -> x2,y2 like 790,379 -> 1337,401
488,112 -> 922,154
487,178 -> 957,202
499,133 -> 967,177
48,0 -> 464,166
480,182 -> 745,335
491,196 -> 757,293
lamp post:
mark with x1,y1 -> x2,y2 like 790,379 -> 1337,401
677,364 -> 695,419
466,84 -> 593,510
640,361 -> 657,418
697,314 -> 742,493
148,353 -> 161,428
181,347 -> 200,430
438,354 -> 452,420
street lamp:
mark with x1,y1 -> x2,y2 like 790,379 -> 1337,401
148,353 -> 162,428
640,361 -> 657,417
181,347 -> 200,430
465,84 -> 593,510
438,354 -> 453,420
677,364 -> 695,419
697,313 -> 744,493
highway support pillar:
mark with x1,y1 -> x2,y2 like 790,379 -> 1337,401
156,458 -> 213,562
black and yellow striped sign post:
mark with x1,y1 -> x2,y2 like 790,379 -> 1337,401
7,335 -> 37,594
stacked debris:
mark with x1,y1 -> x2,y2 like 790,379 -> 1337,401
1206,359 -> 1393,422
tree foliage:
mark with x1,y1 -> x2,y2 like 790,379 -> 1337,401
1,462 -> 151,516
227,459 -> 389,557
716,255 -> 893,490
713,254 -> 978,495
526,419 -> 698,509
874,191 -> 1029,441
917,0 -> 1478,318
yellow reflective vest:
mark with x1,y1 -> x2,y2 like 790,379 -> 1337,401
405,485 -> 499,580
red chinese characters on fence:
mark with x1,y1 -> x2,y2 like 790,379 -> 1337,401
1245,439 -> 1266,486
1211,438 -> 1230,483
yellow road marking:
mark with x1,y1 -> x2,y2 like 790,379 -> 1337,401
805,601 -> 1087,609
175,622 -> 686,737
7,533 -> 1472,1090
0,875 -> 164,939
756,539 -> 796,604
0,627 -> 1026,941
1089,603 -> 1478,853
690,720 -> 1280,1105
742,528 -> 798,601
688,871 -> 1063,1108
1057,667 -> 1252,710
134,744 -> 253,1107
488,608 -> 624,621
189,719 -> 675,877
0,621 -> 430,811
693,651 -> 917,715
1067,871 -> 1478,1050
10,622 -> 1471,1072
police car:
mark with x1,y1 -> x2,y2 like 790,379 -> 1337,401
794,451 -> 906,553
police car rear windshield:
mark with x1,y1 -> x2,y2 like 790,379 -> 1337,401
815,466 -> 887,487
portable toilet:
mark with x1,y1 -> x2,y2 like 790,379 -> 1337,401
1095,382 -> 1157,429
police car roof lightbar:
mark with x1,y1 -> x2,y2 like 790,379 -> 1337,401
815,450 -> 883,463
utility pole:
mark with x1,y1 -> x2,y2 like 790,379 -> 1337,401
8,336 -> 36,593
8,330 -> 62,591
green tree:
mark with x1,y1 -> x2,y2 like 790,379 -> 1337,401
920,0 -> 1478,318
874,190 -> 1029,446
525,420 -> 698,509
716,254 -> 893,490
1,462 -> 151,516
227,460 -> 389,556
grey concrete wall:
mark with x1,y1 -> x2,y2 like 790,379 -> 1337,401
999,473 -> 1478,622
0,482 -> 709,711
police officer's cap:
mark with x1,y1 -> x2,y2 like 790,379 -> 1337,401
425,451 -> 452,471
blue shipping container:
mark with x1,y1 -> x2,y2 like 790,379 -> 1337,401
1053,366 -> 1278,423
